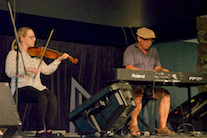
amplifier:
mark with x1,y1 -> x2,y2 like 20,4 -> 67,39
0,82 -> 22,137
168,92 -> 207,132
68,83 -> 136,135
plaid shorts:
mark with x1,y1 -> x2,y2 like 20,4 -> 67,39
131,84 -> 161,99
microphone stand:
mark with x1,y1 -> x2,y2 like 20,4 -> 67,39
7,1 -> 27,107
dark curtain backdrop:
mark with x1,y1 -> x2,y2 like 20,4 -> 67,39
0,34 -> 125,131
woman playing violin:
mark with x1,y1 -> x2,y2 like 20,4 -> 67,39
5,27 -> 69,137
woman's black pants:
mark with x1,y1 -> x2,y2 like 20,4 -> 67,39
16,86 -> 57,131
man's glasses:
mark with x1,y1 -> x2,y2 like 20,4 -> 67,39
140,37 -> 154,42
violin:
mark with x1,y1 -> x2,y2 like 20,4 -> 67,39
27,46 -> 78,64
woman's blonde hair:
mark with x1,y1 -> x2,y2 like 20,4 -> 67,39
11,27 -> 32,50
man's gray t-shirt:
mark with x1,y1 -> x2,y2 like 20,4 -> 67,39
123,42 -> 161,70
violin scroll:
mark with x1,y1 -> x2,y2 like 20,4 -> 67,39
68,56 -> 78,64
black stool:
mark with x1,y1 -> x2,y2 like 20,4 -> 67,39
18,103 -> 34,131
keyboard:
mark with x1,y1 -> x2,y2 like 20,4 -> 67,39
102,68 -> 207,87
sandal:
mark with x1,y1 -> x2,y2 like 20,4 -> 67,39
157,127 -> 175,135
128,125 -> 141,137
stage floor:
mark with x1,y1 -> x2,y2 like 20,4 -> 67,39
12,131 -> 207,138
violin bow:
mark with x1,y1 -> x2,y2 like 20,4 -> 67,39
37,29 -> 54,69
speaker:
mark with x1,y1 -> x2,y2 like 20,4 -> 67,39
68,83 -> 136,136
0,82 -> 22,138
168,92 -> 207,132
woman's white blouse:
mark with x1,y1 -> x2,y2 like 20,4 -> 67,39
5,50 -> 61,95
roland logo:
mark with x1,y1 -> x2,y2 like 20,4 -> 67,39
132,73 -> 145,79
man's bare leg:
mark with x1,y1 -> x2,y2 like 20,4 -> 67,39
153,89 -> 174,134
129,89 -> 143,136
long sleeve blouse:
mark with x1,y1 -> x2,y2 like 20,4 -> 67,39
5,50 -> 61,95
